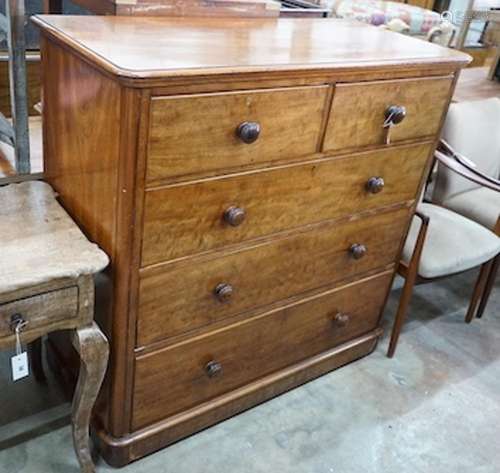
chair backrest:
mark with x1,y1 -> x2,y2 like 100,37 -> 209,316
433,97 -> 500,205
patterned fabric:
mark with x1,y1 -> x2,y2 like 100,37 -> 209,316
332,0 -> 442,35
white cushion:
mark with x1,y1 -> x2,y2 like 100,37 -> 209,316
442,187 -> 500,230
433,98 -> 500,204
401,203 -> 500,279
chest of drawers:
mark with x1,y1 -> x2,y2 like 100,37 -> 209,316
34,15 -> 470,466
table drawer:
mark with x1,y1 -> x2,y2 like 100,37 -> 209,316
138,208 -> 409,346
147,86 -> 328,183
142,143 -> 430,265
0,287 -> 79,339
133,271 -> 392,429
324,76 -> 453,152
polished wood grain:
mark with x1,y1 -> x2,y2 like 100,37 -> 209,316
147,86 -> 328,182
142,143 -> 431,265
41,37 -> 135,438
324,76 -> 454,152
133,271 -> 392,429
42,38 -> 121,257
138,208 -> 408,346
99,330 -> 380,467
34,15 -> 470,466
32,16 -> 470,88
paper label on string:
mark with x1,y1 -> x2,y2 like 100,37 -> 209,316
11,352 -> 29,381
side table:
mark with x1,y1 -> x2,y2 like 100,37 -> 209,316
0,181 -> 110,473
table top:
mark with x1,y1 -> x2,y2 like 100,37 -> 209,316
0,181 -> 109,294
32,16 -> 471,80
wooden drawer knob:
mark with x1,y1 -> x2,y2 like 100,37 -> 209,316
384,105 -> 406,125
214,283 -> 233,302
333,312 -> 350,327
224,206 -> 246,227
350,243 -> 367,260
366,176 -> 385,194
236,121 -> 261,144
205,360 -> 223,378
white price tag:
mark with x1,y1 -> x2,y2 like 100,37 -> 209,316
11,352 -> 29,381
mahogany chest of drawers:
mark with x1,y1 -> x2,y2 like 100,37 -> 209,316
34,15 -> 470,466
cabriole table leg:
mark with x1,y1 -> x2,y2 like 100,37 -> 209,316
71,322 -> 109,473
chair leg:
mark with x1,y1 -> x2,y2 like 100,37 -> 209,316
476,255 -> 499,319
387,273 -> 418,358
465,261 -> 494,323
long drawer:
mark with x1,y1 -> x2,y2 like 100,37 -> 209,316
147,86 -> 328,183
142,143 -> 430,265
133,271 -> 393,429
324,76 -> 453,151
137,208 -> 409,346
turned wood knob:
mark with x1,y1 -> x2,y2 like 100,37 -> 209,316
236,121 -> 261,144
205,360 -> 223,378
223,206 -> 246,227
214,283 -> 233,302
385,105 -> 406,125
333,312 -> 350,327
350,243 -> 367,260
366,176 -> 385,194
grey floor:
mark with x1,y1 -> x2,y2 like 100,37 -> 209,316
1,270 -> 499,473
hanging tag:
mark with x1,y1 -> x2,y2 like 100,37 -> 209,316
11,352 -> 29,381
11,318 -> 29,381
384,125 -> 393,145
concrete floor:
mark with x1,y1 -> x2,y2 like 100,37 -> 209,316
0,270 -> 499,473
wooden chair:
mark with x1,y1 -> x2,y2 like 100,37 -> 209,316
433,98 -> 500,319
387,141 -> 500,358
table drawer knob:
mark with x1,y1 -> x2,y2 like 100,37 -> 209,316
214,283 -> 233,302
384,105 -> 406,125
366,176 -> 385,194
350,243 -> 367,260
10,314 -> 27,333
224,206 -> 246,227
236,121 -> 261,144
333,312 -> 350,327
205,360 -> 223,378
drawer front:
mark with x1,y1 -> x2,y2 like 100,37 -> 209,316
142,143 -> 430,265
0,287 -> 79,339
138,208 -> 409,346
147,86 -> 328,183
133,271 -> 393,429
324,76 -> 453,152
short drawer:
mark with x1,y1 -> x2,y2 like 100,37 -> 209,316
0,287 -> 79,339
138,208 -> 409,346
133,271 -> 392,429
324,76 -> 453,152
142,143 -> 430,265
147,86 -> 328,183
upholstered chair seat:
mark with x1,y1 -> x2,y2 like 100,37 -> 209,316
401,203 -> 500,279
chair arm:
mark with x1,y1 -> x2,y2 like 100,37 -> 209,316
404,209 -> 430,274
435,139 -> 500,193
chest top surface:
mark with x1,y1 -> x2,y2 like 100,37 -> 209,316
33,15 -> 470,80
